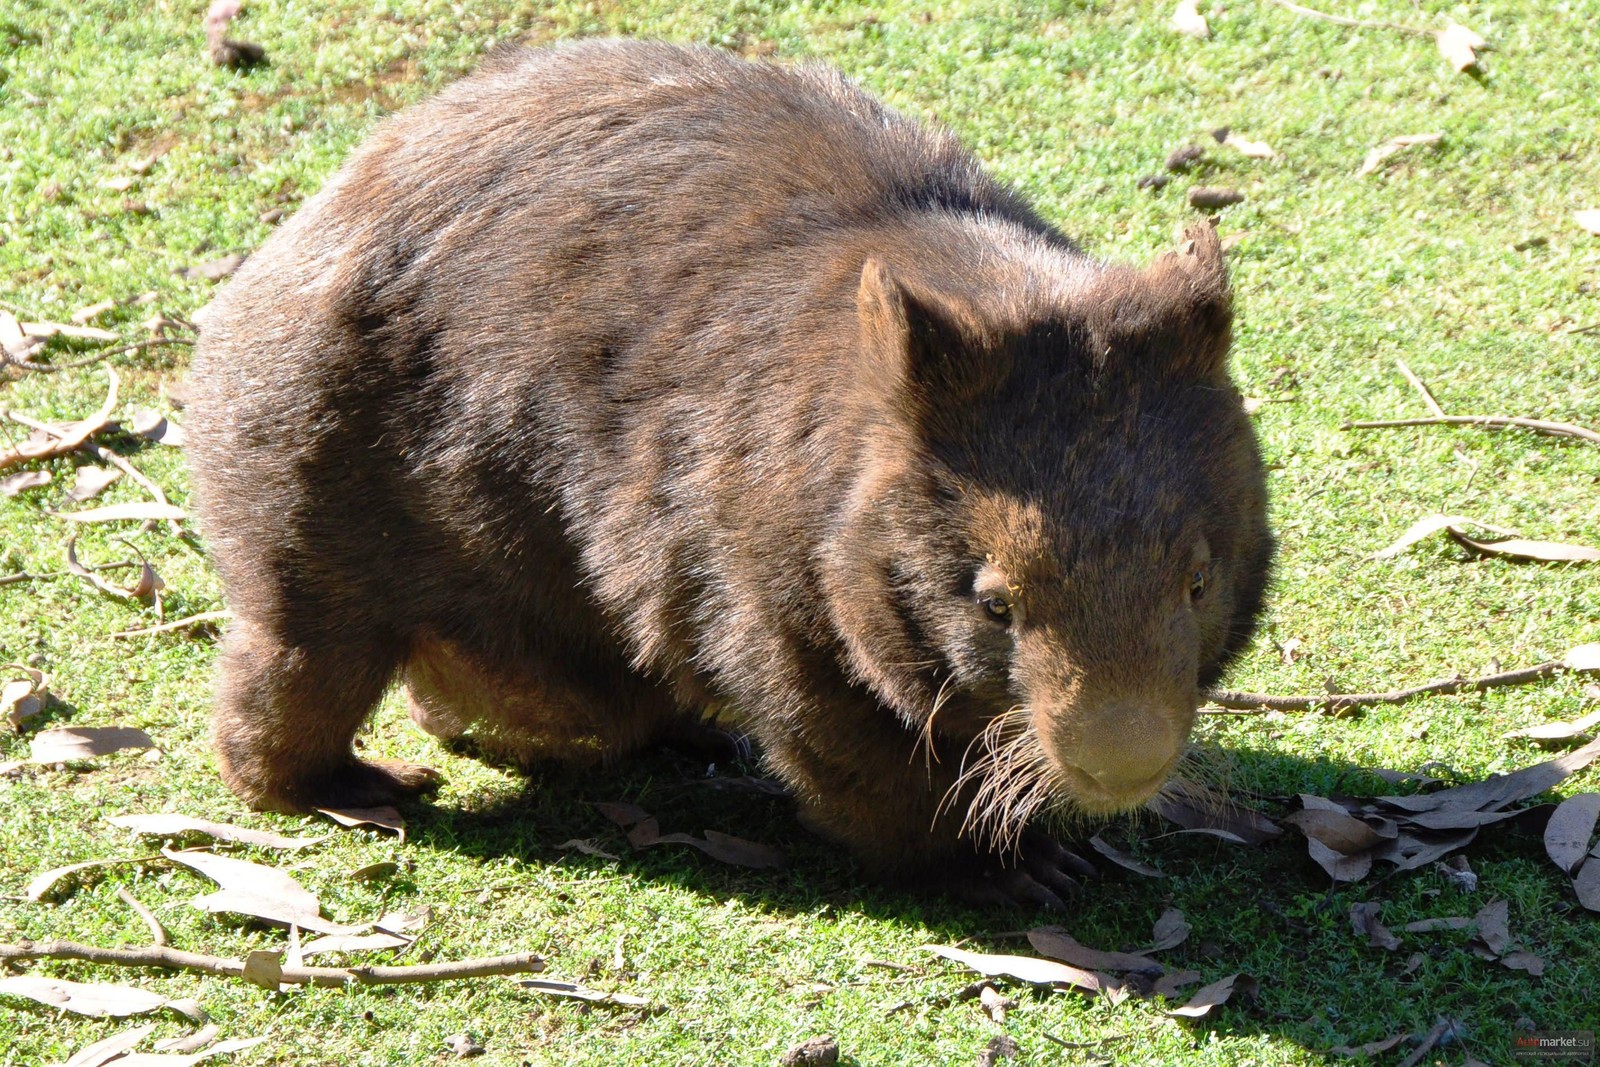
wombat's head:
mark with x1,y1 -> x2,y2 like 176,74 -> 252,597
822,222 -> 1273,846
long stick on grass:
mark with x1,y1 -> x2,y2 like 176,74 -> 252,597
1343,414 -> 1600,448
1202,658 -> 1574,714
0,939 -> 545,988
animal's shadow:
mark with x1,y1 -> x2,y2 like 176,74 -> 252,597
398,737 -> 1590,1061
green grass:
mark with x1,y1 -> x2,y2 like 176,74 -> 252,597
4,1 -> 1599,1064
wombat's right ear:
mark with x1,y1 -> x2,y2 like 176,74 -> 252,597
856,258 -> 998,417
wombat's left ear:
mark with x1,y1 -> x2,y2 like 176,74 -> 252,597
1091,220 -> 1233,380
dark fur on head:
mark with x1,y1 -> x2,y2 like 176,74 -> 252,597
185,40 -> 1272,893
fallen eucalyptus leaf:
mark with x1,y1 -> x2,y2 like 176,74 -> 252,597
1027,927 -> 1163,975
152,1024 -> 221,1054
1435,20 -> 1486,73
3,665 -> 49,731
1086,835 -> 1163,877
1377,735 -> 1600,814
0,975 -> 171,1018
1577,210 -> 1600,237
0,470 -> 52,496
126,410 -> 186,448
164,847 -> 364,934
1349,902 -> 1400,951
109,814 -> 330,850
1472,899 -> 1510,956
1329,1032 -> 1410,1058
349,861 -> 398,881
317,806 -> 405,839
595,801 -> 651,827
241,950 -> 282,991
297,932 -> 410,959
516,978 -> 651,1007
1356,132 -> 1442,177
1151,969 -> 1202,999
922,944 -> 1106,993
1565,644 -> 1600,671
558,838 -> 621,861
1149,784 -> 1281,843
1306,837 -> 1372,882
65,537 -> 162,602
1149,908 -> 1191,951
117,1036 -> 268,1066
1543,794 -> 1600,875
58,1023 -> 158,1067
1504,709 -> 1600,743
1162,973 -> 1255,1019
1402,916 -> 1474,933
1374,828 -> 1478,870
67,465 -> 122,502
30,726 -> 154,763
1287,797 -> 1389,853
1369,514 -> 1520,560
1447,528 -> 1600,564
1498,950 -> 1545,976
1573,850 -> 1600,911
375,905 -> 432,936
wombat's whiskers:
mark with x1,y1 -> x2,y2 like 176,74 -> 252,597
941,705 -> 1055,853
912,673 -> 957,774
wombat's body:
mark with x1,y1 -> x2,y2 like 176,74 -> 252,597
187,41 -> 1272,899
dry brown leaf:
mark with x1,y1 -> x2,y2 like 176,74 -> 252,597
0,975 -> 172,1018
1149,907 -> 1192,951
67,465 -> 122,502
1349,902 -> 1400,951
1573,850 -> 1600,911
1378,734 -> 1600,815
1151,969 -> 1202,999
349,861 -> 398,881
1576,210 -> 1600,237
0,470 -> 52,496
1568,644 -> 1600,671
1329,1032 -> 1410,1057
1027,927 -> 1164,975
1306,837 -> 1372,882
108,813 -> 330,850
30,725 -> 154,763
1086,834 -> 1164,877
1401,916 -> 1473,934
3,665 -> 49,731
558,838 -> 622,861
1374,828 -> 1478,870
185,253 -> 246,280
1447,528 -> 1600,564
1162,973 -> 1255,1019
1368,514 -> 1519,559
1170,0 -> 1209,38
127,410 -> 187,448
58,1023 -> 159,1067
1505,709 -> 1600,743
1435,20 -> 1486,73
1287,796 -> 1390,853
1499,950 -> 1545,976
1472,899 -> 1510,955
64,537 -> 163,602
163,847 -> 364,934
116,1036 -> 268,1066
375,905 -> 432,936
317,806 -> 405,839
1356,132 -> 1443,177
60,501 -> 187,523
516,978 -> 651,1007
595,800 -> 651,826
1148,783 -> 1281,843
153,1025 -> 222,1055
922,944 -> 1108,993
70,299 -> 117,325
297,932 -> 410,959
639,827 -> 787,869
0,367 -> 119,470
1545,793 -> 1600,875
19,321 -> 119,342
26,857 -> 143,902
241,950 -> 283,991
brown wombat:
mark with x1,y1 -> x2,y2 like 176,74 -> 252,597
186,40 -> 1272,904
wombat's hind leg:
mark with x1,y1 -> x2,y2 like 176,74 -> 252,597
212,622 -> 441,813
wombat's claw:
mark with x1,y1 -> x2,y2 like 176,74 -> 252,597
1020,832 -> 1100,882
316,758 -> 443,810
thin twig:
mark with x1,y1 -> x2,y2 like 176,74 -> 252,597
0,367 -> 119,470
1202,659 -> 1572,714
115,886 -> 169,947
4,338 -> 193,374
1567,322 -> 1600,336
1263,0 -> 1431,36
1343,415 -> 1600,448
111,610 -> 231,638
0,940 -> 545,988
1394,358 -> 1445,417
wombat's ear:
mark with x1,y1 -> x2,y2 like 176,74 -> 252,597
857,258 -> 1000,414
1094,221 -> 1233,380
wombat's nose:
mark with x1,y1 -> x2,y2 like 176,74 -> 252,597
1074,706 -> 1183,795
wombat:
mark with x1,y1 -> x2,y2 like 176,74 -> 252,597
186,40 -> 1273,904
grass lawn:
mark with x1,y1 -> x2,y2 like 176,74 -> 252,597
3,1 -> 1599,1064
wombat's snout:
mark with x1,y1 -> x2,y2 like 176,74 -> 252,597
1041,702 -> 1190,812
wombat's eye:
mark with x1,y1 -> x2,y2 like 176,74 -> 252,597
979,596 -> 1012,625
1189,569 -> 1207,602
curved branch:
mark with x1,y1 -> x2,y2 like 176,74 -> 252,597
1202,660 -> 1566,714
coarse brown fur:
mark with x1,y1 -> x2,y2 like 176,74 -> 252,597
185,40 -> 1273,896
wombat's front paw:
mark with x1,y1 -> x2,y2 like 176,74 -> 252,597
951,833 -> 1100,911
228,757 -> 443,813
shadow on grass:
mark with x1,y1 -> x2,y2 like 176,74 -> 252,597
394,738 -> 1596,1061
